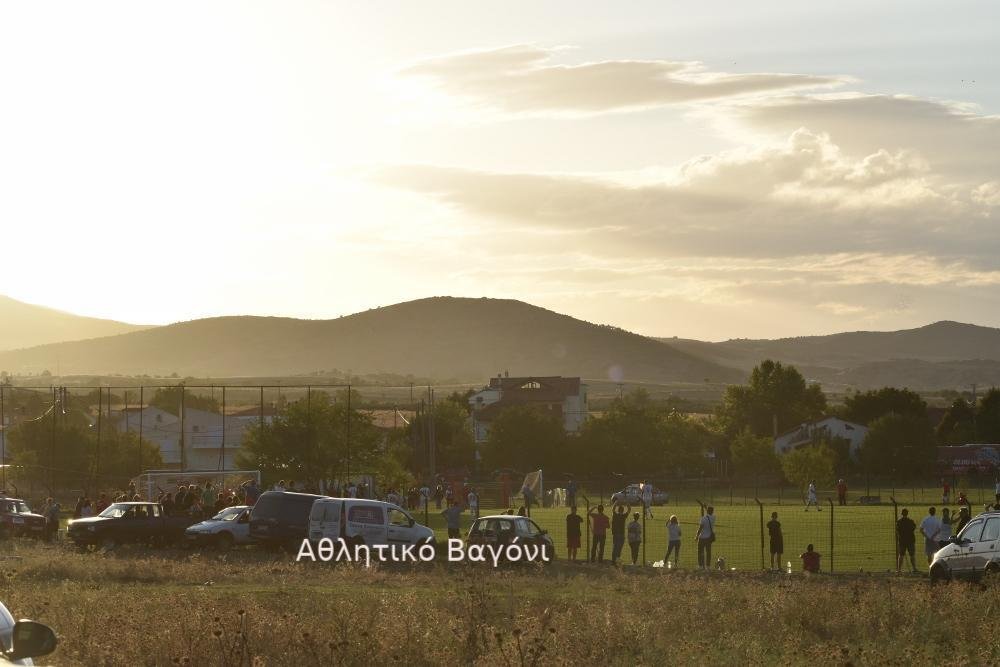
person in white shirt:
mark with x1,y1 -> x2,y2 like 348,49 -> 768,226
805,481 -> 821,511
696,506 -> 716,570
467,488 -> 479,520
273,480 -> 286,493
347,483 -> 357,498
665,514 -> 682,566
640,481 -> 654,519
920,506 -> 943,565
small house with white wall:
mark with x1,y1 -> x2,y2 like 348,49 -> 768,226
468,375 -> 587,444
774,416 -> 868,460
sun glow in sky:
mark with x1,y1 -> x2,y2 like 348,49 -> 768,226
1,1 -> 998,340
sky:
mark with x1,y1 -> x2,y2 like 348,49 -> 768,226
0,1 -> 997,341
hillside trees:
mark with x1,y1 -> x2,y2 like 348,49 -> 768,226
482,405 -> 566,473
237,389 -> 380,484
842,387 -> 927,425
406,393 -> 475,472
717,360 -> 826,437
860,413 -> 937,480
937,388 -> 1000,444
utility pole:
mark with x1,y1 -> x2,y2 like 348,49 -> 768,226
138,385 -> 144,477
180,385 -> 186,472
346,384 -> 352,481
428,387 -> 436,478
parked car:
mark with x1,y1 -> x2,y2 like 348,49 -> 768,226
610,484 -> 668,507
930,510 -> 1000,582
309,498 -> 435,548
466,514 -> 554,562
0,600 -> 58,665
66,502 -> 192,549
185,505 -> 254,550
0,498 -> 46,539
249,491 -> 326,549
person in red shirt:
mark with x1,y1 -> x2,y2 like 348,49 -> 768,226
836,479 -> 848,506
800,544 -> 821,573
588,504 -> 610,564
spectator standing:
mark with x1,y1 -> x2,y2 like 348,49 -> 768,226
419,484 -> 430,509
441,500 -> 463,540
767,512 -> 784,571
80,498 -> 93,518
938,508 -> 953,547
955,506 -> 971,534
805,481 -> 821,511
44,498 -> 60,542
836,479 -> 847,506
896,508 -> 918,573
588,505 -> 610,563
95,493 -> 110,514
942,479 -> 951,504
800,544 -> 821,573
665,515 -> 681,566
640,481 -> 654,519
696,506 -> 716,570
467,488 -> 480,520
565,506 -> 583,562
433,485 -> 444,509
610,503 -> 629,564
920,507 -> 942,565
627,512 -> 642,565
242,479 -> 260,505
566,477 -> 578,508
347,482 -> 358,498
202,482 -> 217,510
522,485 -> 535,516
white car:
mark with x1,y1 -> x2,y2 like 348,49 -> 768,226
0,601 -> 57,665
309,498 -> 434,548
930,510 -> 1000,582
184,506 -> 254,550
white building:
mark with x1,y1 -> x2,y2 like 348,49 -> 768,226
115,406 -> 272,471
468,375 -> 587,444
773,416 -> 869,460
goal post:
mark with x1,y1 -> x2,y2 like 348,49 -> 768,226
132,469 -> 261,501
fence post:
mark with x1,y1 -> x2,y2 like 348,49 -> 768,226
827,497 -> 834,573
890,496 -> 899,573
642,507 -> 647,566
754,498 -> 764,571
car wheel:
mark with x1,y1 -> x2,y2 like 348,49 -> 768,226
929,563 -> 950,584
216,532 -> 235,551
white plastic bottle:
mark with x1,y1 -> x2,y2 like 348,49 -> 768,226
786,561 -> 792,574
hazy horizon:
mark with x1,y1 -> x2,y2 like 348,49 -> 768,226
2,1 -> 997,340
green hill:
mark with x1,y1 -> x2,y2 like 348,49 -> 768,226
0,295 -> 149,352
0,297 -> 743,383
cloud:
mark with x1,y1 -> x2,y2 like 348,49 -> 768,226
376,128 -> 994,263
731,94 -> 1000,182
400,45 -> 846,115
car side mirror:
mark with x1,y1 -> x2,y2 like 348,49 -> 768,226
7,620 -> 57,661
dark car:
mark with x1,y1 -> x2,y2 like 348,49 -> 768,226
0,498 -> 46,538
67,502 -> 192,549
466,514 -> 554,563
249,491 -> 327,549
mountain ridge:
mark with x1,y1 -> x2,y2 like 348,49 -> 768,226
0,297 -> 742,383
0,295 -> 151,352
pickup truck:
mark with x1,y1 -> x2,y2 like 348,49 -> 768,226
67,502 -> 194,549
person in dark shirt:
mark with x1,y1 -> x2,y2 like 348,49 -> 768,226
610,503 -> 630,565
565,506 -> 583,562
766,512 -> 784,571
896,508 -> 917,573
955,506 -> 971,534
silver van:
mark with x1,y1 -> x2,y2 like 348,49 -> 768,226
309,498 -> 434,548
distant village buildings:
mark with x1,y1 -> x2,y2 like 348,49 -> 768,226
114,405 -> 274,471
468,375 -> 587,444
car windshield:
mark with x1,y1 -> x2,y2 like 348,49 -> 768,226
212,508 -> 244,522
99,503 -> 135,518
2,500 -> 31,514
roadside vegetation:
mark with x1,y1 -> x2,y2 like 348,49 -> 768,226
2,541 -> 999,665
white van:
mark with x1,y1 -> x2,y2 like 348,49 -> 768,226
309,498 -> 434,547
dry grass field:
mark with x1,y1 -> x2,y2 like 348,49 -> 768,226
1,539 -> 998,666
